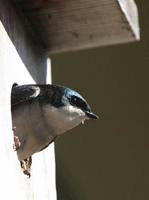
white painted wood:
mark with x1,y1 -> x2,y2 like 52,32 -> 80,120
118,0 -> 140,40
0,20 -> 56,199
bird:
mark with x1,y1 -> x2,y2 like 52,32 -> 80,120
11,83 -> 98,176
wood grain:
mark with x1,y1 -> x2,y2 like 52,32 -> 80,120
15,0 -> 140,54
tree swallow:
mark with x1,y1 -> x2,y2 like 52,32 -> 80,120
11,84 -> 98,175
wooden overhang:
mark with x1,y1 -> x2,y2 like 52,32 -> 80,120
14,0 -> 140,54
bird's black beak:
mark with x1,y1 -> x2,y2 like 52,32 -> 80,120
85,111 -> 99,119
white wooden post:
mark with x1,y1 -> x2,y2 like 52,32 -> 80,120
0,14 -> 56,200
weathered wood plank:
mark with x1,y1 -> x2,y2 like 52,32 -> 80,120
15,0 -> 140,54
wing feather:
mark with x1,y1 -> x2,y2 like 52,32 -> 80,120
11,84 -> 41,108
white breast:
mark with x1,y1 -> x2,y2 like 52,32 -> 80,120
12,103 -> 87,160
42,104 -> 87,135
12,102 -> 55,160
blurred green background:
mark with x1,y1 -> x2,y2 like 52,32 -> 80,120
51,1 -> 149,199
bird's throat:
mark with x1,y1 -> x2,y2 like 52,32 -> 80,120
42,104 -> 86,135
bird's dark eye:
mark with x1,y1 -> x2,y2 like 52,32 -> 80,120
71,96 -> 77,104
70,95 -> 89,111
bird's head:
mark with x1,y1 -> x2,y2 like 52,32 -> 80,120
42,85 -> 98,134
41,85 -> 98,134
63,87 -> 98,121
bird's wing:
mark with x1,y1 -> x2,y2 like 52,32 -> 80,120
11,84 -> 41,108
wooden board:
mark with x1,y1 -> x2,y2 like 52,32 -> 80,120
0,0 -> 56,199
14,0 -> 140,54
